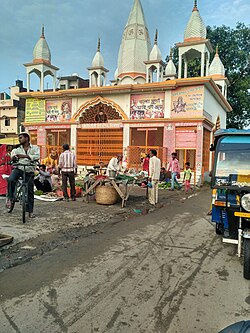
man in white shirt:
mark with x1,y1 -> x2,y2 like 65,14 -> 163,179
107,153 -> 123,178
148,149 -> 161,205
7,132 -> 40,218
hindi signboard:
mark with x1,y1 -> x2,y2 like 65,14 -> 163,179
130,93 -> 164,119
46,100 -> 72,122
171,86 -> 204,118
25,99 -> 46,123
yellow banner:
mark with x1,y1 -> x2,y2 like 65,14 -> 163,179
25,99 -> 45,123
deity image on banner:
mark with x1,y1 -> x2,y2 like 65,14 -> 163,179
172,96 -> 187,113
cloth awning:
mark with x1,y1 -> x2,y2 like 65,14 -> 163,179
0,137 -> 19,145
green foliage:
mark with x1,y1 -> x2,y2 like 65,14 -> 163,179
207,23 -> 250,129
168,23 -> 250,129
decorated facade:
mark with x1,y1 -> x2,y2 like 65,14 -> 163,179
18,0 -> 231,184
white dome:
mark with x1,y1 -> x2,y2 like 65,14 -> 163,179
92,51 -> 104,67
33,27 -> 51,63
149,44 -> 162,61
165,59 -> 176,77
184,4 -> 206,40
209,50 -> 225,76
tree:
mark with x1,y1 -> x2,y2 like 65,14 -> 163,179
169,23 -> 250,129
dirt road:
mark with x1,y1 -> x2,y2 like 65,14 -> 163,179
0,188 -> 249,333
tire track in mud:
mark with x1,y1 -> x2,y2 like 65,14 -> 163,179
54,213 -> 216,332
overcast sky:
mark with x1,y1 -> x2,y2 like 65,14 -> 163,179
0,0 -> 249,93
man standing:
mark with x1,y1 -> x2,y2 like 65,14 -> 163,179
167,152 -> 181,190
148,149 -> 161,205
107,153 -> 123,178
7,132 -> 40,218
58,144 -> 77,201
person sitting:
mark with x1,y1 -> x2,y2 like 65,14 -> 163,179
159,167 -> 168,182
34,164 -> 52,193
42,149 -> 59,174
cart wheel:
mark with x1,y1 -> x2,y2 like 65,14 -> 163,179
243,238 -> 250,280
215,223 -> 223,235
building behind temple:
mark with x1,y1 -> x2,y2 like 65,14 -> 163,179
18,0 -> 231,184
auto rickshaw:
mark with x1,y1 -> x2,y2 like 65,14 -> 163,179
210,129 -> 250,279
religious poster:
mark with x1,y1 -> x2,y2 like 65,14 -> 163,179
25,98 -> 46,123
171,86 -> 204,118
45,100 -> 72,122
130,93 -> 164,119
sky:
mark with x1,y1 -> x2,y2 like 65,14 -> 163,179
0,0 -> 249,93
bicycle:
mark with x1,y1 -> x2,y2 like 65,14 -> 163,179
6,161 -> 38,224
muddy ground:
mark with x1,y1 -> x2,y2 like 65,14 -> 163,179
0,186 -> 200,272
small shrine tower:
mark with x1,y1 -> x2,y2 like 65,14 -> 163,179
209,45 -> 228,98
88,38 -> 109,87
175,0 -> 213,78
145,30 -> 164,83
24,26 -> 59,92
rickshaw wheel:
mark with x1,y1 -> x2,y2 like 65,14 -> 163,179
215,223 -> 223,235
243,238 -> 250,280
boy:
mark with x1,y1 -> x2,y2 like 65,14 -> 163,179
183,162 -> 192,193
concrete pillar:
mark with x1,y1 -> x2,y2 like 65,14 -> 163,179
205,53 -> 210,76
201,52 -> 205,77
156,65 -> 160,82
40,72 -> 44,92
184,59 -> 188,78
53,75 -> 56,91
27,72 -> 30,92
178,55 -> 182,78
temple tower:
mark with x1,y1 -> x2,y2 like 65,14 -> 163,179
117,0 -> 151,84
88,38 -> 109,87
24,26 -> 59,92
209,46 -> 228,97
175,0 -> 213,79
145,30 -> 164,83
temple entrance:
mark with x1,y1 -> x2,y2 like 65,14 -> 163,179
77,128 -> 123,166
75,98 -> 125,166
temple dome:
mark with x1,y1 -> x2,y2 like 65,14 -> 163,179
149,30 -> 162,61
209,46 -> 225,76
33,26 -> 51,63
184,1 -> 206,41
92,38 -> 104,67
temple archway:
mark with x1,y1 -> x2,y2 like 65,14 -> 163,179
74,96 -> 128,123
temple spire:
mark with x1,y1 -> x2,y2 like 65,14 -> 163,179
170,47 -> 173,59
41,25 -> 45,38
154,29 -> 158,45
97,37 -> 100,52
216,44 -> 219,55
193,0 -> 198,11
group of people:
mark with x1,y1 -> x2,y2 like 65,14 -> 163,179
140,151 -> 193,205
3,131 -> 193,217
5,133 -> 77,218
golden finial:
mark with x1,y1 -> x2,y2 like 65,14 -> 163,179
216,44 -> 219,55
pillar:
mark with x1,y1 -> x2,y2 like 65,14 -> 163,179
201,52 -> 205,77
178,55 -> 182,79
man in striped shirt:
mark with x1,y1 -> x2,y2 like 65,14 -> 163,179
58,144 -> 77,201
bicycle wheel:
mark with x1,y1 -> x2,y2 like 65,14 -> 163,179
6,181 -> 21,213
22,185 -> 26,224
